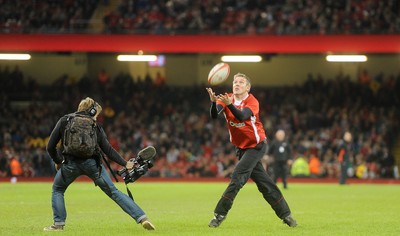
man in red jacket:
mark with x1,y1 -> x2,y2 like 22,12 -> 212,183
206,73 -> 297,228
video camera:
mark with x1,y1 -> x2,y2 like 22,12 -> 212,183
117,146 -> 156,184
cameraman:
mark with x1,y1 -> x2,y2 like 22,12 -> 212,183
44,97 -> 155,231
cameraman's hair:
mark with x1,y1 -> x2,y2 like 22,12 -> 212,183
234,72 -> 251,89
77,97 -> 102,116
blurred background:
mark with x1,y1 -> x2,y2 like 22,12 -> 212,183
0,0 -> 399,181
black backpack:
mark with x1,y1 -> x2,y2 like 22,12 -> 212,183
63,113 -> 98,158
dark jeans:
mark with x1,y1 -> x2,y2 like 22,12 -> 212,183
51,158 -> 147,226
214,141 -> 292,219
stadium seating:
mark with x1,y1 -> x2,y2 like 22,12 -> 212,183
0,0 -> 398,180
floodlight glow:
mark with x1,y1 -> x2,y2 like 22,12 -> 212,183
117,55 -> 158,62
326,55 -> 367,62
221,55 -> 262,62
0,53 -> 31,60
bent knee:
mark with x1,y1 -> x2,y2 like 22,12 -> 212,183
94,176 -> 114,197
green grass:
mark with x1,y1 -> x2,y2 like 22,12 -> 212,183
0,181 -> 399,235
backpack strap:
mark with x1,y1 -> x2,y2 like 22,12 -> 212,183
65,112 -> 77,120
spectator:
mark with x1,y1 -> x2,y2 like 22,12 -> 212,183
0,150 -> 10,177
290,152 -> 310,177
309,154 -> 322,178
8,150 -> 23,182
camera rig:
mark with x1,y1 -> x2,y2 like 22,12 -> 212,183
117,146 -> 156,184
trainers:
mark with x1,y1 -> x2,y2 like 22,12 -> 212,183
43,225 -> 64,231
141,220 -> 156,230
283,214 -> 297,227
208,214 -> 226,228
138,146 -> 156,160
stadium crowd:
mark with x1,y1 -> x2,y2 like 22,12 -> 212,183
0,66 -> 398,180
0,0 -> 399,181
0,0 -> 100,33
1,0 -> 399,34
104,0 -> 400,34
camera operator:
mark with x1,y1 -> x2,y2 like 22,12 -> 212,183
44,97 -> 155,231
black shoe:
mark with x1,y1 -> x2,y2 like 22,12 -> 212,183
283,214 -> 297,227
208,214 -> 226,228
138,146 -> 156,160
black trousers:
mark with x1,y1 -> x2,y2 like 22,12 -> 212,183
339,162 -> 348,184
214,141 -> 292,219
273,161 -> 288,188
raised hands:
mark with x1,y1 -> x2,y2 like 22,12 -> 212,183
206,88 -> 217,102
206,88 -> 233,105
216,93 -> 233,105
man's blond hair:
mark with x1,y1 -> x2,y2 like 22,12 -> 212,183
77,97 -> 102,116
233,72 -> 251,90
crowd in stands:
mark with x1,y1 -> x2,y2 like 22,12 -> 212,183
104,0 -> 400,34
0,66 -> 399,181
1,0 -> 399,34
0,0 -> 399,182
0,0 -> 100,33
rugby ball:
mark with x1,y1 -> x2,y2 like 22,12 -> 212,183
208,63 -> 230,86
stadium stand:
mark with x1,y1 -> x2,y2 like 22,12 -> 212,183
0,0 -> 100,33
1,0 -> 399,34
0,0 -> 399,181
104,0 -> 400,35
0,69 -> 398,179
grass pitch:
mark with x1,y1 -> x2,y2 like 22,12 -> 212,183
0,181 -> 399,236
